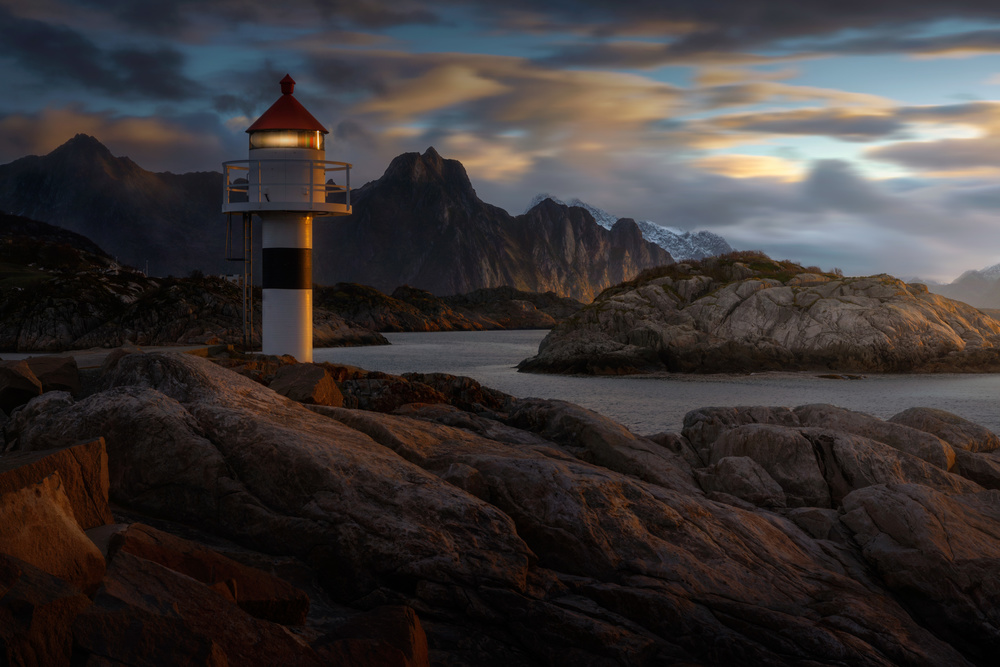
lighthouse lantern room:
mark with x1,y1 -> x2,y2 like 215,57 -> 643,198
222,75 -> 352,362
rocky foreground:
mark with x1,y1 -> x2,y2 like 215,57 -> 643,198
520,252 -> 1000,375
2,349 -> 1000,664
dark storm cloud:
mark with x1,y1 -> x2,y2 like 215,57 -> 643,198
709,109 -> 906,141
869,138 -> 1000,170
0,7 -> 201,100
69,0 -> 439,35
947,185 -> 1000,210
513,1 -> 1000,67
801,160 -> 892,214
806,27 -> 1000,57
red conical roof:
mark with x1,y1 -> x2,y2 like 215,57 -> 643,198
246,75 -> 328,134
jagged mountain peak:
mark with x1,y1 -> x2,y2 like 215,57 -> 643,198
979,262 -> 1000,279
525,193 -> 734,261
379,146 -> 474,193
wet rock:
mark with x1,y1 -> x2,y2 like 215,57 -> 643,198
268,363 -> 344,407
0,473 -> 105,593
695,456 -> 786,508
796,404 -> 955,470
0,360 -> 42,413
74,550 -> 322,667
110,523 -> 310,625
0,554 -> 92,667
889,407 -> 1000,453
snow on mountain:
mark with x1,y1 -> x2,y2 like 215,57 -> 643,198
525,194 -> 734,261
979,262 -> 1000,280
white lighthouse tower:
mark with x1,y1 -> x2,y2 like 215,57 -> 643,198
222,75 -> 351,362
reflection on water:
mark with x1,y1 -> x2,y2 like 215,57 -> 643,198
316,330 -> 1000,436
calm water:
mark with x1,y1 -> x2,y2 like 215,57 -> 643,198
317,330 -> 1000,435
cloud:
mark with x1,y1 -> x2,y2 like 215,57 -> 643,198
692,154 -> 803,181
705,108 -> 905,141
696,81 -> 891,110
358,64 -> 511,118
868,137 -> 1000,171
46,0 -> 441,35
0,107 -> 241,172
801,159 -> 892,213
0,6 -> 201,100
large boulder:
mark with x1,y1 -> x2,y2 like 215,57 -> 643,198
889,407 -> 1000,453
951,449 -> 1000,490
682,405 -> 800,461
110,523 -> 310,625
802,429 -> 981,505
314,606 -> 430,667
24,355 -> 81,395
795,404 -> 955,470
2,352 -> 985,664
73,550 -> 323,666
316,406 -> 967,666
0,437 -> 113,529
842,484 -> 1000,664
0,554 -> 92,666
695,456 -> 786,508
0,473 -> 105,593
8,352 -> 533,602
506,398 -> 700,494
707,424 -> 830,507
268,363 -> 343,407
0,360 -> 42,413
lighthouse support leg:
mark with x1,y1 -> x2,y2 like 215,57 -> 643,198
261,213 -> 313,362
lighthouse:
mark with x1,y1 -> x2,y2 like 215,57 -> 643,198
222,75 -> 351,362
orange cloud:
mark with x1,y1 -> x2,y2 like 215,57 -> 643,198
693,154 -> 803,181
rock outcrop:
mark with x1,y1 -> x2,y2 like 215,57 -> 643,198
0,402 -> 434,666
314,148 -> 672,301
441,286 -> 584,329
520,251 -> 1000,374
6,350 -> 1000,664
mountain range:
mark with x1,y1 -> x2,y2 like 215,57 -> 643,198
0,136 -> 730,302
313,148 -> 672,301
525,193 -> 734,261
0,134 -> 224,278
919,263 -> 1000,310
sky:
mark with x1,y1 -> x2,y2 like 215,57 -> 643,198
7,2 -> 1000,281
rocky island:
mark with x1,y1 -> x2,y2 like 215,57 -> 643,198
2,346 -> 1000,664
520,251 -> 1000,375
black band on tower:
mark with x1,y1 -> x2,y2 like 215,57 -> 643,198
262,247 -> 312,289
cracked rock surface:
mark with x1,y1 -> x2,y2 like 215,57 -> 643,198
7,351 -> 1000,665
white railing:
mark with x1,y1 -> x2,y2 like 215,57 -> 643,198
222,159 -> 352,215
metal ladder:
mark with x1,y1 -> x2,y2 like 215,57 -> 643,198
225,212 -> 254,353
